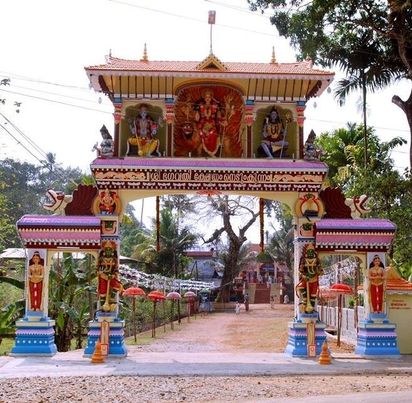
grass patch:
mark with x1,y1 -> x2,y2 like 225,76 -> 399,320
125,320 -> 185,345
0,338 -> 14,355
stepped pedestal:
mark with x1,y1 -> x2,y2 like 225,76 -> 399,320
285,312 -> 326,357
10,316 -> 57,356
84,311 -> 127,357
355,314 -> 400,356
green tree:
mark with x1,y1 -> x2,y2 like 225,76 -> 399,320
48,253 -> 93,352
249,0 -> 412,167
266,202 -> 294,265
316,124 -> 412,276
0,193 -> 19,251
162,195 -> 196,229
0,158 -> 85,249
131,207 -> 198,277
120,204 -> 147,258
316,123 -> 406,190
202,196 -> 260,302
0,272 -> 25,345
155,208 -> 198,278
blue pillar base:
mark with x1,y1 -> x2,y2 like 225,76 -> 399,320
355,315 -> 400,356
10,317 -> 57,356
84,312 -> 127,358
285,313 -> 326,357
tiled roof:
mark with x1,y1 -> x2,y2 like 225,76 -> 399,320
17,215 -> 101,229
316,219 -> 396,232
17,215 -> 101,249
315,219 -> 396,251
86,56 -> 332,76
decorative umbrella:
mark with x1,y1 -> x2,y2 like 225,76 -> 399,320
166,291 -> 181,330
147,290 -> 165,338
330,283 -> 353,347
123,287 -> 146,342
184,291 -> 197,322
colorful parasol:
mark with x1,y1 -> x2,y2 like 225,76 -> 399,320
166,291 -> 182,330
184,291 -> 197,322
147,290 -> 165,337
330,283 -> 353,347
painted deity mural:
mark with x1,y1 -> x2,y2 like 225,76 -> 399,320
27,250 -> 46,312
174,85 -> 243,157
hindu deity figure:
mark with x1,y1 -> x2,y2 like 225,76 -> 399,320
368,254 -> 386,314
296,243 -> 323,314
28,251 -> 44,311
260,107 -> 288,159
194,89 -> 222,157
127,105 -> 160,157
98,189 -> 117,215
97,241 -> 123,312
303,130 -> 324,161
93,125 -> 114,158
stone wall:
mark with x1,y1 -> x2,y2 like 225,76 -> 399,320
318,305 -> 365,343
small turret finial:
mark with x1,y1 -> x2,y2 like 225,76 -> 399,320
271,46 -> 276,64
141,43 -> 148,62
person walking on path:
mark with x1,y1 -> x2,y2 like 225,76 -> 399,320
244,292 -> 249,311
270,295 -> 275,309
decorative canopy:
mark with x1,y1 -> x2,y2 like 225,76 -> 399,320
315,219 -> 396,252
330,283 -> 353,295
17,215 -> 101,250
91,157 -> 328,193
85,55 -> 334,102
147,290 -> 166,302
166,291 -> 182,301
123,287 -> 146,297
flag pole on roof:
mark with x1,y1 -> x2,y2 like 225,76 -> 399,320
208,10 -> 216,55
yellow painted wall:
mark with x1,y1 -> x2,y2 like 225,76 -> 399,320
386,293 -> 412,354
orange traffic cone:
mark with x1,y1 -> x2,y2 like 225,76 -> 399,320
319,341 -> 332,365
91,340 -> 105,364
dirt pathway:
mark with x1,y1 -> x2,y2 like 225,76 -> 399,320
129,303 -> 353,354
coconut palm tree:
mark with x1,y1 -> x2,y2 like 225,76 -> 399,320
331,30 -> 399,167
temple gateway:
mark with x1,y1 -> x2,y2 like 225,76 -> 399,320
11,46 -> 401,358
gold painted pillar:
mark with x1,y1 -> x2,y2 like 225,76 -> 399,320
296,101 -> 306,159
244,100 -> 255,158
165,98 -> 175,157
113,100 -> 123,157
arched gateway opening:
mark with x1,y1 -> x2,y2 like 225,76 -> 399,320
11,51 -> 399,358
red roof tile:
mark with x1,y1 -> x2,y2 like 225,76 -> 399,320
86,56 -> 333,76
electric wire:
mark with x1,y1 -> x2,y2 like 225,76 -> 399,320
108,0 -> 276,37
0,112 -> 49,161
0,71 -> 91,92
0,123 -> 44,164
9,83 -> 104,105
0,120 -> 82,182
203,0 -> 269,18
0,88 -> 112,114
